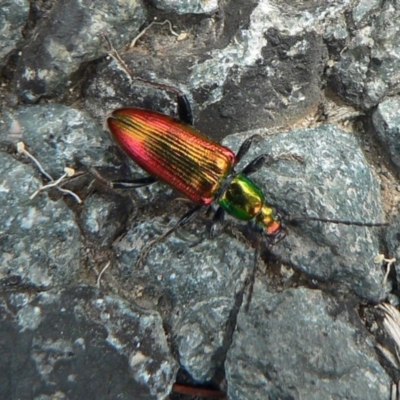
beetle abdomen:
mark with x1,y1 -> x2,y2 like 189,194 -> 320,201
107,108 -> 236,205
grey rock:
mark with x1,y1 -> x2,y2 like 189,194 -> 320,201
223,124 -> 388,302
83,0 -> 328,140
106,123 -> 388,382
13,0 -> 146,101
80,192 -> 134,247
0,104 -> 117,177
0,0 -> 29,68
0,0 -> 397,397
0,152 -> 81,288
153,0 -> 219,14
372,96 -> 400,171
329,1 -> 400,109
226,286 -> 390,400
113,217 -> 250,381
0,286 -> 178,400
352,0 -> 381,25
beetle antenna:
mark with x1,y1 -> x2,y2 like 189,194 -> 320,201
287,215 -> 388,227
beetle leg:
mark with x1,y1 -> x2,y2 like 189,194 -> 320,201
235,135 -> 262,164
136,204 -> 203,269
210,207 -> 225,238
241,154 -> 274,175
177,95 -> 194,126
244,236 -> 261,312
111,176 -> 157,189
242,152 -> 305,175
89,168 -> 157,189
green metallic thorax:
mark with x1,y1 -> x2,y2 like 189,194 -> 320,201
218,173 -> 281,237
218,173 -> 264,221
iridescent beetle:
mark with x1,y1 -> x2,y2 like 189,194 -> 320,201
107,97 -> 287,246
104,84 -> 388,277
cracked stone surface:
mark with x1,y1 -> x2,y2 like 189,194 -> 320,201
0,1 -> 398,399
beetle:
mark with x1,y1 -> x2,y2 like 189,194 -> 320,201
106,91 -> 292,265
104,86 -> 388,276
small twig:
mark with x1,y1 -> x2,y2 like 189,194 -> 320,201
17,142 -> 52,180
56,187 -> 83,203
376,343 -> 400,370
102,22 -> 184,96
129,19 -> 179,49
30,169 -> 70,199
17,142 -> 82,203
97,261 -> 111,288
103,34 -> 135,83
88,167 -> 114,188
172,383 -> 226,399
390,381 -> 399,400
374,254 -> 397,286
377,303 -> 400,348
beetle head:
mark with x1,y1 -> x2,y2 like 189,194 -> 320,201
255,206 -> 288,245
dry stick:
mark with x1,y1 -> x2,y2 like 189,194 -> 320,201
102,23 -> 183,96
374,254 -> 397,286
376,302 -> 400,374
17,142 -> 82,203
172,383 -> 226,399
97,262 -> 111,288
129,19 -> 179,49
17,142 -> 52,180
30,168 -> 72,199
